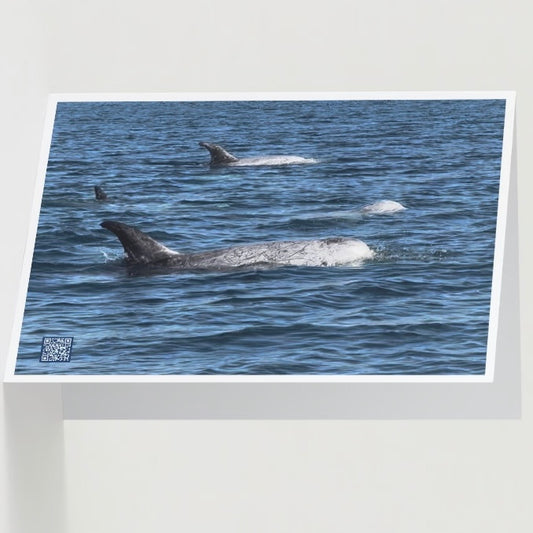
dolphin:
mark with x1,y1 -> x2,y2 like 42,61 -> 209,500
101,220 -> 374,271
94,185 -> 108,201
361,200 -> 406,214
199,142 -> 317,167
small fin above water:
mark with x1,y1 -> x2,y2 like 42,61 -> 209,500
199,142 -> 239,166
94,185 -> 108,201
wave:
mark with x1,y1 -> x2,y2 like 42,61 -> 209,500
100,249 -> 124,263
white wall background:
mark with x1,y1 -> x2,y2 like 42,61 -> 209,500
1,1 -> 532,531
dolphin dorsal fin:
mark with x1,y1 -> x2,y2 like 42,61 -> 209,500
94,185 -> 108,200
101,221 -> 179,264
199,142 -> 239,165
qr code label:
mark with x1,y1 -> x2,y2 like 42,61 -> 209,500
40,337 -> 74,362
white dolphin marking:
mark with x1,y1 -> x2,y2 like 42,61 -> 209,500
199,142 -> 317,167
361,200 -> 407,215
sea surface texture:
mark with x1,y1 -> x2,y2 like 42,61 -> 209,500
15,98 -> 506,375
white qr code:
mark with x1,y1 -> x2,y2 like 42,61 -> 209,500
40,337 -> 73,362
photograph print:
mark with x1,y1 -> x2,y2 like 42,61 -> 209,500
7,93 -> 513,379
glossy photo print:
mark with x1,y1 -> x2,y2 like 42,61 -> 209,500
5,93 -> 513,381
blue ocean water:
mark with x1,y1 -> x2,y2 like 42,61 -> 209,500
15,98 -> 506,375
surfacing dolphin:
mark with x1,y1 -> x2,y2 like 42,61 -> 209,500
101,220 -> 374,272
199,142 -> 317,167
94,185 -> 108,201
361,200 -> 406,215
